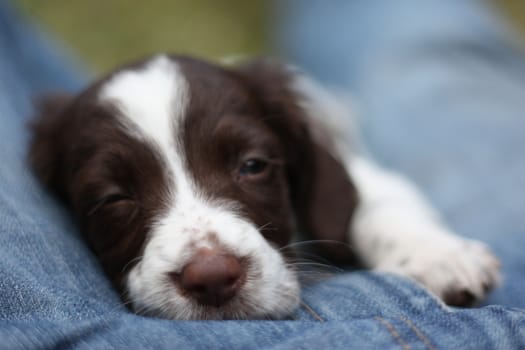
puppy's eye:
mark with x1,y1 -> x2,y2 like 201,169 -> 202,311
102,193 -> 130,205
240,159 -> 267,176
87,193 -> 132,216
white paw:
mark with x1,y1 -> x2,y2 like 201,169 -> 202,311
378,236 -> 501,306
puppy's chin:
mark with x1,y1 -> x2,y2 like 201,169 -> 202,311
124,252 -> 301,320
128,276 -> 301,320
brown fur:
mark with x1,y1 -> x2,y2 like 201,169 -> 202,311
29,55 -> 358,298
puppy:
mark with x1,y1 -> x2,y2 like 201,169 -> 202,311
29,54 -> 500,319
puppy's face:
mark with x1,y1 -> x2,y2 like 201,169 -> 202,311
30,55 -> 356,319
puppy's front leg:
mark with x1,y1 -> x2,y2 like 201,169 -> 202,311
348,157 -> 501,306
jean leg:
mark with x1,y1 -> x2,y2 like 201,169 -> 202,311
1,1 -> 525,348
276,0 -> 525,308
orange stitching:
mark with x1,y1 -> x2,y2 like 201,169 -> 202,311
375,317 -> 411,350
400,317 -> 435,350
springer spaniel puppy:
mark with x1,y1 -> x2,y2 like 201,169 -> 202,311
29,54 -> 501,320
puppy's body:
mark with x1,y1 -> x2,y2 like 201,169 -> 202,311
30,54 -> 500,319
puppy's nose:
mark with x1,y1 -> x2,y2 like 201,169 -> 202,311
178,249 -> 244,307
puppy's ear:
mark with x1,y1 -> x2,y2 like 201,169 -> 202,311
29,93 -> 73,199
236,60 -> 358,263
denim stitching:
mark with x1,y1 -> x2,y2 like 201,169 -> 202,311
400,317 -> 435,350
375,317 -> 411,350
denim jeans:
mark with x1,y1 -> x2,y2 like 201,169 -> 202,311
1,0 -> 525,349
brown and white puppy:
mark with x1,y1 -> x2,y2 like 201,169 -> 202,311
29,54 -> 500,320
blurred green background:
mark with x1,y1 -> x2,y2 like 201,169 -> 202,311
16,0 -> 525,74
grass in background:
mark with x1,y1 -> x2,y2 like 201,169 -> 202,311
16,1 -> 525,74
500,1 -> 525,45
17,0 -> 269,73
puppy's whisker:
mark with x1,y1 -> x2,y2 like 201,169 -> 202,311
257,222 -> 273,231
280,239 -> 353,252
288,261 -> 344,272
286,253 -> 333,265
121,255 -> 144,274
300,301 -> 325,322
100,298 -> 135,319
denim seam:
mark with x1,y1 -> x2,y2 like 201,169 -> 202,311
374,316 -> 411,350
400,316 -> 435,350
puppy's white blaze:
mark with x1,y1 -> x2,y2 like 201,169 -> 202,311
100,55 -> 187,152
99,55 -> 300,319
98,55 -> 198,202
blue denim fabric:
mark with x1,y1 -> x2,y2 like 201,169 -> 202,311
1,0 -> 525,349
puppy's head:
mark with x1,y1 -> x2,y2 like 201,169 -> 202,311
29,55 -> 357,319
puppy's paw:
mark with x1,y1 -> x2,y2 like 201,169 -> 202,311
379,236 -> 501,306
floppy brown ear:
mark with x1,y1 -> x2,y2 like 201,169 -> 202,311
29,93 -> 73,199
236,59 -> 358,263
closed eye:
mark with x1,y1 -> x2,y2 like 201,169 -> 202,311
87,193 -> 133,216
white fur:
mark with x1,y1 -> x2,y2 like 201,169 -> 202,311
95,57 -> 500,317
291,74 -> 501,303
99,55 -> 300,319
100,55 -> 188,153
347,156 -> 501,302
